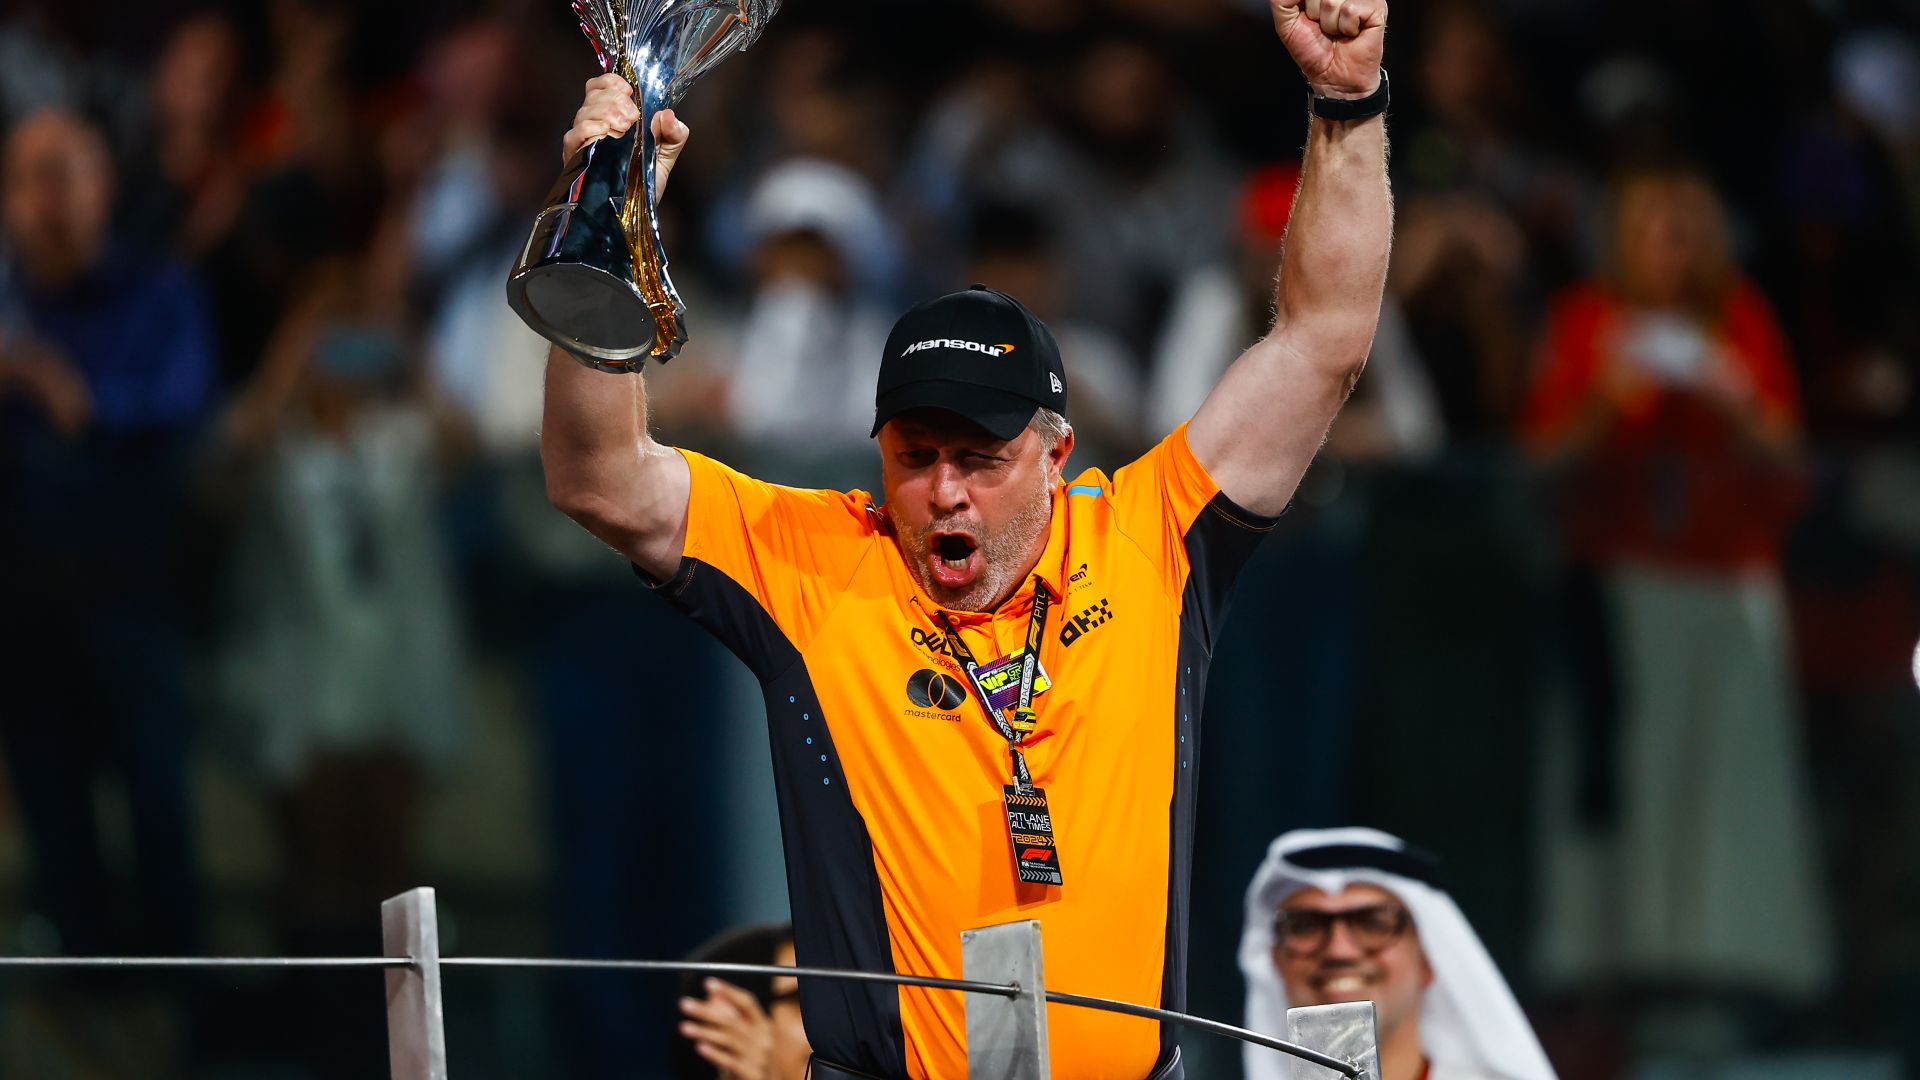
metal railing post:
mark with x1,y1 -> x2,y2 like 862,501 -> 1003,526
383,887 -> 450,1080
1284,1001 -> 1380,1080
961,920 -> 1050,1080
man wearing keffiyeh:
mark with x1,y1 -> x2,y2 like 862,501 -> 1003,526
1240,828 -> 1557,1080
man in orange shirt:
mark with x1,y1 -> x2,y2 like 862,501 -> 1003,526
542,2 -> 1392,1075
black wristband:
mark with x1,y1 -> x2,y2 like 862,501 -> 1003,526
1310,68 -> 1389,122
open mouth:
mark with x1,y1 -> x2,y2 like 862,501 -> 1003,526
934,534 -> 976,568
928,532 -> 980,591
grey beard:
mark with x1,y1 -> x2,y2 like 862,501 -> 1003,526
893,476 -> 1054,613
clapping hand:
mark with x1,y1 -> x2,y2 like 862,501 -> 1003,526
679,977 -> 778,1080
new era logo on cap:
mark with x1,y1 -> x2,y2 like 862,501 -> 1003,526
872,285 -> 1068,441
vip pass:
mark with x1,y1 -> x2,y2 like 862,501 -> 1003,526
972,649 -> 1052,713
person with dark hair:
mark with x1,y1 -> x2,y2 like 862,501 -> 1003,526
672,923 -> 811,1080
542,1 -> 1393,1074
0,106 -> 213,959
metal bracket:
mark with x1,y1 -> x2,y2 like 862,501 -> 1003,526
961,920 -> 1050,1080
383,887 -> 450,1080
1286,1001 -> 1381,1080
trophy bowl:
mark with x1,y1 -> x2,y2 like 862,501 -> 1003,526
507,0 -> 781,370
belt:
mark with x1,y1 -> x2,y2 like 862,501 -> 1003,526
807,1047 -> 1182,1080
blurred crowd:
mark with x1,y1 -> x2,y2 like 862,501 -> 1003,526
2,0 -> 1918,1076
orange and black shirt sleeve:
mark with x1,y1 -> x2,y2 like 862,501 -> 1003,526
1110,422 -> 1279,649
644,449 -> 876,676
1109,423 -> 1277,1070
641,450 -> 910,1073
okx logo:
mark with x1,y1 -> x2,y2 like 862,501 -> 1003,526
1058,598 -> 1113,648
906,669 -> 968,712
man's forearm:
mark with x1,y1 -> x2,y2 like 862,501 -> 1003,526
1181,0 -> 1390,514
541,343 -> 649,516
1274,113 -> 1392,375
540,343 -> 694,577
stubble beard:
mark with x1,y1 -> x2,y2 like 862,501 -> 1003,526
895,470 -> 1054,613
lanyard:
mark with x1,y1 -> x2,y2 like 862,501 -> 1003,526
935,578 -> 1052,794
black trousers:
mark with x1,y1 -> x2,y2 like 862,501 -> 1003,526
808,1046 -> 1184,1079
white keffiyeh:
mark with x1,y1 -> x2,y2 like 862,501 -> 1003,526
1239,828 -> 1556,1080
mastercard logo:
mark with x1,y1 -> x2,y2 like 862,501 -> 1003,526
906,669 -> 968,711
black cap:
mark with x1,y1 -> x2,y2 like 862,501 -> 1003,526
871,285 -> 1068,440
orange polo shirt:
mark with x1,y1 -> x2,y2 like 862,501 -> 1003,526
645,425 -> 1274,1078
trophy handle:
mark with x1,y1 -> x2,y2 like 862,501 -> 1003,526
623,74 -> 689,363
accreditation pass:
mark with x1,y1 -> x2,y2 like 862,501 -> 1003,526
1003,786 -> 1064,886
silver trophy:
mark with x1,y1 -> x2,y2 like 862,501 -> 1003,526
507,0 -> 781,369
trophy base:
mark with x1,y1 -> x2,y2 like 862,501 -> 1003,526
508,262 -> 662,372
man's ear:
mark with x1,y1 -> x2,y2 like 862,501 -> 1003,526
1048,426 -> 1075,482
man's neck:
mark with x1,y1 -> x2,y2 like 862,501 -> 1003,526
1379,1017 -> 1426,1080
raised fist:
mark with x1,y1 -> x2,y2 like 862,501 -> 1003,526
1271,0 -> 1387,100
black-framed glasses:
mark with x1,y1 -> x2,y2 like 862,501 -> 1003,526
1272,904 -> 1411,957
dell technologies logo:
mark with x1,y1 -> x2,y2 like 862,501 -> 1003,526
901,339 -> 1017,359
909,626 -> 958,660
